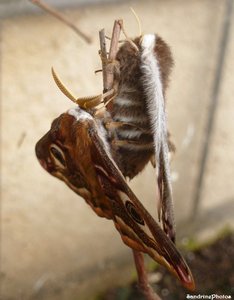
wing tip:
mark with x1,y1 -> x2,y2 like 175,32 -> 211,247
176,262 -> 196,291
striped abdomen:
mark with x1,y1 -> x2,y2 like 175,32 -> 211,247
107,34 -> 173,179
110,87 -> 154,179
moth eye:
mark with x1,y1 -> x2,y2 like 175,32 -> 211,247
50,144 -> 66,167
125,201 -> 145,226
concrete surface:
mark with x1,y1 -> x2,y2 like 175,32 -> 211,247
1,0 -> 233,299
0,0 -> 121,19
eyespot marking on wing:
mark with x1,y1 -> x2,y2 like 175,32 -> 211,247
125,201 -> 145,225
50,144 -> 66,168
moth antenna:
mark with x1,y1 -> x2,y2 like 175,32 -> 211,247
120,22 -> 139,52
51,67 -> 77,103
52,67 -> 104,108
130,7 -> 142,36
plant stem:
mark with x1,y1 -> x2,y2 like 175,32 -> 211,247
99,20 -> 122,94
133,250 -> 161,300
30,0 -> 92,44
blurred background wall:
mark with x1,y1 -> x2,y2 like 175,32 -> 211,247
1,0 -> 233,299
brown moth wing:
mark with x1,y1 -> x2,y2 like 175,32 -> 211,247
35,113 -> 113,219
87,123 -> 195,291
36,110 -> 194,290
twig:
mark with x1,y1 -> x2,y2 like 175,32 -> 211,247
108,20 -> 122,62
99,28 -> 108,92
133,250 -> 161,300
106,20 -> 122,92
30,0 -> 92,44
99,20 -> 122,94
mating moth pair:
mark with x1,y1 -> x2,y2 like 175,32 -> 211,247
36,31 -> 195,291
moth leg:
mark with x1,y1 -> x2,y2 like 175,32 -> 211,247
113,140 -> 154,149
96,90 -> 117,114
104,35 -> 111,40
98,50 -> 111,64
105,35 -> 128,44
94,69 -> 103,74
105,121 -> 135,130
78,89 -> 115,109
105,121 -> 151,134
98,51 -> 120,74
103,92 -> 117,107
76,95 -> 103,109
104,35 -> 123,43
105,121 -> 130,129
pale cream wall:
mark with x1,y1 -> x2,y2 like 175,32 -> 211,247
1,0 -> 233,299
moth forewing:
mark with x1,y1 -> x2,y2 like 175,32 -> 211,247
36,105 -> 194,290
87,123 -> 194,290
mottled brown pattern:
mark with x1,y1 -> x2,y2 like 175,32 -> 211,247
35,113 -> 113,219
35,112 -> 194,290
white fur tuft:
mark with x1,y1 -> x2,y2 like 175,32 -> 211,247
68,106 -> 93,120
140,34 -> 174,230
140,34 -> 166,168
141,34 -> 155,50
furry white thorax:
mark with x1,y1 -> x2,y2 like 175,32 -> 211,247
141,34 -> 156,50
68,106 -> 93,121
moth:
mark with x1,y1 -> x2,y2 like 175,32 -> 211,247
35,32 -> 195,291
